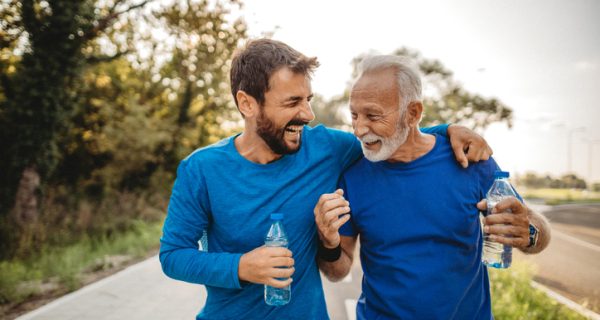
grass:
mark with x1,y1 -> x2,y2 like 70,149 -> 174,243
0,220 -> 163,307
489,261 -> 587,319
520,187 -> 600,205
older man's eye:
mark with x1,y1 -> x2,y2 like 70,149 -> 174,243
367,114 -> 382,121
350,112 -> 358,120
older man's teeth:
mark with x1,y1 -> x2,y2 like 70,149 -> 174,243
362,139 -> 380,146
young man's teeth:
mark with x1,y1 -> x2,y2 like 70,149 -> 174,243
285,125 -> 302,133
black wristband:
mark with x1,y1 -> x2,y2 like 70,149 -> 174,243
318,241 -> 342,262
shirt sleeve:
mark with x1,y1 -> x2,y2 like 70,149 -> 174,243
159,158 -> 243,289
476,157 -> 523,202
337,176 -> 358,237
323,126 -> 363,171
420,124 -> 450,136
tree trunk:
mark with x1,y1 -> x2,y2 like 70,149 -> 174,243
12,166 -> 40,226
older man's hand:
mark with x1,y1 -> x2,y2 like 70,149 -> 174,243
477,198 -> 530,249
314,189 -> 351,248
448,125 -> 493,168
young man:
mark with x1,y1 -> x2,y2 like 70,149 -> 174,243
160,39 -> 493,319
315,55 -> 550,319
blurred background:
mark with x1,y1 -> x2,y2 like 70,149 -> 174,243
1,0 -> 598,319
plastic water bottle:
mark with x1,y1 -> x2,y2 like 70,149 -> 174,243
482,170 -> 517,268
264,213 -> 290,306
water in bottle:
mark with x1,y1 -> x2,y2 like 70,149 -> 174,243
482,170 -> 517,268
264,213 -> 291,306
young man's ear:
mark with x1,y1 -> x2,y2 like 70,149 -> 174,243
406,101 -> 423,127
236,90 -> 258,118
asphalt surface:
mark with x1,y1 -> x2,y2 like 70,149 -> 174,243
518,203 -> 600,313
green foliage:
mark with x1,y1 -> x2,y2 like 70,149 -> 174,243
151,0 -> 247,162
489,262 -> 587,319
1,0 -> 96,186
317,48 -> 513,130
311,92 -> 351,130
0,0 -> 248,260
54,0 -> 248,193
0,219 -> 162,306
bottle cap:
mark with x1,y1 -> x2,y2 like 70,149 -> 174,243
494,170 -> 510,178
270,213 -> 284,220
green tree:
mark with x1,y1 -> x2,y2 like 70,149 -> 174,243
0,0 -> 151,254
317,48 -> 513,130
152,0 -> 247,165
54,0 -> 247,193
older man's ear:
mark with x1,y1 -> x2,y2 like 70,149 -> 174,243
407,101 -> 424,127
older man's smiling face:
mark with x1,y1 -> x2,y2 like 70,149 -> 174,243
349,69 -> 409,162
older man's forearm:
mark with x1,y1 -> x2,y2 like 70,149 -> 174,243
520,209 -> 551,254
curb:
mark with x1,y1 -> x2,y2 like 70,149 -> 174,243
531,281 -> 600,320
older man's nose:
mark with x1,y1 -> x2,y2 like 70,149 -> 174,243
353,118 -> 369,138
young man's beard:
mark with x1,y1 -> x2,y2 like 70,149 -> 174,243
256,109 -> 306,155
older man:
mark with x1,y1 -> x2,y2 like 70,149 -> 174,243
315,55 -> 550,319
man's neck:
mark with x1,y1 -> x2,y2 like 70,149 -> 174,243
234,130 -> 282,164
386,127 -> 436,163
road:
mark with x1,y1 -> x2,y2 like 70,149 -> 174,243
17,203 -> 600,319
517,203 -> 600,313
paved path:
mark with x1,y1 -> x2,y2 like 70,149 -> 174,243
17,257 -> 206,320
17,203 -> 600,320
17,255 -> 358,320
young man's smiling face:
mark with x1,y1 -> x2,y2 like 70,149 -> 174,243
256,67 -> 315,155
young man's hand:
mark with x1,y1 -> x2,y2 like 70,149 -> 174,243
238,246 -> 295,288
448,125 -> 493,168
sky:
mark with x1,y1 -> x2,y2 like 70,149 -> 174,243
239,0 -> 600,183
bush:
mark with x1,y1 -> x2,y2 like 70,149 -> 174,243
489,261 -> 587,319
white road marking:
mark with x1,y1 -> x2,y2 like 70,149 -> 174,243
553,229 -> 600,253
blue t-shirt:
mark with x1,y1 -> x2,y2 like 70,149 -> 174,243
339,134 -> 498,320
160,124 -> 448,319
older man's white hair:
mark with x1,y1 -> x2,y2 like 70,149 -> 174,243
355,55 -> 423,113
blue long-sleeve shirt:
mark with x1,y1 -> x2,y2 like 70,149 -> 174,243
160,124 -> 448,319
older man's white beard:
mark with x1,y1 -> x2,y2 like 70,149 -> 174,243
360,123 -> 410,162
